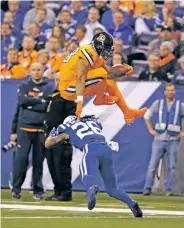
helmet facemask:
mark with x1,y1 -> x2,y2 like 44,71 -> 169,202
100,45 -> 115,60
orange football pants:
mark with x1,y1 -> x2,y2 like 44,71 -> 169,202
59,67 -> 130,113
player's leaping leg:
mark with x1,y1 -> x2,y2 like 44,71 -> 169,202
106,80 -> 147,124
60,67 -> 119,105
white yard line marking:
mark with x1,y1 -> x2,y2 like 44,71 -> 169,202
1,204 -> 184,216
1,216 -> 184,219
2,201 -> 41,204
79,204 -> 154,209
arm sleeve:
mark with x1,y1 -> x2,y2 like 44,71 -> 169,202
144,100 -> 159,119
57,124 -> 66,134
18,84 -> 42,106
11,103 -> 20,134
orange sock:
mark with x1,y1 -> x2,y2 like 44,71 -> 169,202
106,80 -> 131,114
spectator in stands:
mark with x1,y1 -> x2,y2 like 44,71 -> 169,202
3,11 -> 22,39
135,1 -> 157,35
47,36 -> 63,73
107,38 -> 127,65
108,11 -> 133,45
57,10 -> 77,40
101,0 -> 131,31
0,47 -> 27,79
84,7 -> 106,41
51,25 -> 65,48
73,26 -> 87,45
18,36 -> 38,71
93,0 -> 109,21
23,0 -> 56,31
1,22 -> 20,64
114,38 -> 123,55
37,49 -> 54,79
159,41 -> 177,75
35,8 -> 53,39
62,0 -> 88,26
164,14 -> 181,42
112,53 -> 124,65
143,83 -> 184,196
93,27 -> 104,35
120,0 -> 134,15
44,1 -> 65,15
66,40 -> 79,53
139,53 -> 169,81
8,0 -> 25,29
11,62 -> 53,200
158,0 -> 184,27
70,0 -> 88,26
172,55 -> 184,85
27,23 -> 47,51
149,26 -> 175,54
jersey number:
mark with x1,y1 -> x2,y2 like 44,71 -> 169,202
71,121 -> 103,139
63,48 -> 79,63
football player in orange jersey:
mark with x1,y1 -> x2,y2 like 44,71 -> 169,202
59,31 -> 147,124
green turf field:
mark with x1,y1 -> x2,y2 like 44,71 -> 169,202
1,190 -> 184,228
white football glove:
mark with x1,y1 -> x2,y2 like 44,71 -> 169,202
107,141 -> 119,152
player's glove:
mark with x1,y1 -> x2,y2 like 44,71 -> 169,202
49,127 -> 58,137
75,97 -> 83,119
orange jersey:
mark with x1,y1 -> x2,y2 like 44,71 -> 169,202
48,53 -> 63,72
18,50 -> 38,71
59,44 -> 106,90
0,63 -> 27,79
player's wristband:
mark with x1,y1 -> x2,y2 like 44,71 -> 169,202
77,96 -> 83,101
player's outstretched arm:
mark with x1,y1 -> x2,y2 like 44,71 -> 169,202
76,58 -> 90,97
75,58 -> 90,119
45,133 -> 69,149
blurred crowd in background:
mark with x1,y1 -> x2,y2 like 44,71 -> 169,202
1,0 -> 184,84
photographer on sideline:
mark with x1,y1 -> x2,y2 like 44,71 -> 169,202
3,103 -> 43,192
11,63 -> 53,200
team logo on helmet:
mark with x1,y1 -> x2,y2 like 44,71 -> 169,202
97,34 -> 106,42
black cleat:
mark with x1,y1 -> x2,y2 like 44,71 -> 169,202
45,194 -> 72,201
130,201 -> 143,218
87,185 -> 99,210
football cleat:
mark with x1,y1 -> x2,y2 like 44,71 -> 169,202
87,185 -> 99,210
130,201 -> 143,218
33,194 -> 45,200
93,95 -> 118,106
12,192 -> 21,199
124,107 -> 148,125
